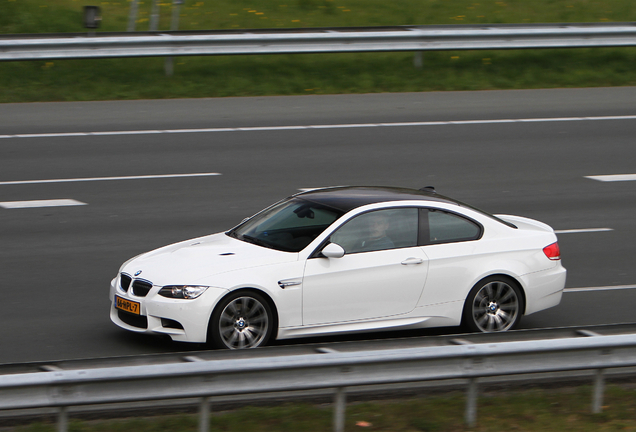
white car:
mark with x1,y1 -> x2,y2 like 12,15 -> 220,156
110,186 -> 566,349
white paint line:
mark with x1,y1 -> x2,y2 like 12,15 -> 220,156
1,115 -> 636,140
554,228 -> 614,234
585,174 -> 636,182
0,172 -> 221,186
564,285 -> 636,293
0,199 -> 87,209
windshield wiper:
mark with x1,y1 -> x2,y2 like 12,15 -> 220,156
240,234 -> 275,250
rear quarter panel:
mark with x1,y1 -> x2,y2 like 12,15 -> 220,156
417,217 -> 558,308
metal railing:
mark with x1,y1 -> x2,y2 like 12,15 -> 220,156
1,23 -> 636,61
1,333 -> 636,432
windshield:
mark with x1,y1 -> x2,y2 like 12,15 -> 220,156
227,198 -> 344,252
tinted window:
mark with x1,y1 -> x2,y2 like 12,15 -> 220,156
424,209 -> 481,244
228,198 -> 344,252
330,208 -> 418,254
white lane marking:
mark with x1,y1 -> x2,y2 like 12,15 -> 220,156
1,115 -> 636,139
0,172 -> 221,186
555,228 -> 613,234
0,199 -> 87,209
564,285 -> 636,293
586,174 -> 636,182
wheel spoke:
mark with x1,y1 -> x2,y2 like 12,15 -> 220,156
245,303 -> 264,319
500,301 -> 519,312
491,314 -> 505,330
498,288 -> 514,304
243,328 -> 257,345
237,332 -> 246,349
226,331 -> 239,347
476,313 -> 489,327
226,301 -> 239,316
484,283 -> 494,300
497,310 -> 512,325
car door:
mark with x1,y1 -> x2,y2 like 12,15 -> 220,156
302,207 -> 429,326
417,208 -> 483,307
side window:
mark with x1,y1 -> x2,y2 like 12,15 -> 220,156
330,208 -> 418,254
425,209 -> 481,244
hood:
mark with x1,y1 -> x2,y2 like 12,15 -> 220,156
121,232 -> 298,286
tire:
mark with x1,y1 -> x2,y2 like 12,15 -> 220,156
208,291 -> 274,349
463,276 -> 524,333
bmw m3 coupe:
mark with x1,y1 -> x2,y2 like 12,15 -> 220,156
110,186 -> 566,349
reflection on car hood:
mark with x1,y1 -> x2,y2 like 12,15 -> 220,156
121,233 -> 297,286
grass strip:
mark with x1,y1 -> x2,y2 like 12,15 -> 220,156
2,0 -> 636,103
2,48 -> 636,103
11,385 -> 636,432
2,0 -> 635,34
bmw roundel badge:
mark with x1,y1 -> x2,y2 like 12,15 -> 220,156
134,270 -> 142,276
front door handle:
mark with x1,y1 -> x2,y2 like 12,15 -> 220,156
401,257 -> 424,265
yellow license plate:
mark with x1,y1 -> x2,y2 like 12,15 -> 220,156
115,296 -> 140,315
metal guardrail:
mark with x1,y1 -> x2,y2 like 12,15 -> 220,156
1,23 -> 636,61
2,332 -> 636,432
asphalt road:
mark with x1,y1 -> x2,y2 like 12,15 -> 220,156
1,88 -> 635,364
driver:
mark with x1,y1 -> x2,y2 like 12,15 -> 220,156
360,212 -> 394,252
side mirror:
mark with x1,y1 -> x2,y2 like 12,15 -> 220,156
322,243 -> 345,259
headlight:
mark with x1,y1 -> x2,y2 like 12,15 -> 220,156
158,285 -> 209,299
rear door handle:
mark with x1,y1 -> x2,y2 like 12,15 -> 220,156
401,258 -> 424,265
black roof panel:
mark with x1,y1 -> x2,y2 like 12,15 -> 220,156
295,186 -> 459,213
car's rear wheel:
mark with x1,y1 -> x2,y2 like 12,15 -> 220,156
463,276 -> 523,333
209,292 -> 273,349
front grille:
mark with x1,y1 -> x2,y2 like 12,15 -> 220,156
118,309 -> 148,329
120,273 -> 132,292
132,279 -> 153,297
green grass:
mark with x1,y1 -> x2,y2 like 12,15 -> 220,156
3,0 -> 635,34
11,385 -> 636,432
2,0 -> 636,102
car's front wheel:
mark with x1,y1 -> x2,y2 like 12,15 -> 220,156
209,291 -> 273,349
463,276 -> 523,333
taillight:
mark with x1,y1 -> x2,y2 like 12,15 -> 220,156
543,242 -> 561,260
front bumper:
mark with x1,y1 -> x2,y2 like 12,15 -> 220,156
109,276 -> 228,343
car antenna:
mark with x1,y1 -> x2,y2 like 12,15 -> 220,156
420,186 -> 436,193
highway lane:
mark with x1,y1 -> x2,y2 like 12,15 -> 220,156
1,88 -> 635,363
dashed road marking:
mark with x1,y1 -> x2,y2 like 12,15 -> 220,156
0,172 -> 222,186
586,174 -> 636,182
564,285 -> 636,293
555,228 -> 613,234
1,115 -> 636,139
0,199 -> 87,209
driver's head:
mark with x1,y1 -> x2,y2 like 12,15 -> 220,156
367,212 -> 390,239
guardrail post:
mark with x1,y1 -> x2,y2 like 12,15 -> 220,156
127,0 -> 139,31
413,52 -> 423,69
334,387 -> 346,432
149,0 -> 160,31
199,397 -> 210,432
57,406 -> 68,432
465,378 -> 478,427
592,369 -> 605,414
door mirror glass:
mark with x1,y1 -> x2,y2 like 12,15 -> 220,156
322,243 -> 345,258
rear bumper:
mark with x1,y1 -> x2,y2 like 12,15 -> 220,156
522,264 -> 567,315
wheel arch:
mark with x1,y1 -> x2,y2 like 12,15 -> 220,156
467,273 -> 527,314
206,287 -> 280,345
461,273 -> 527,332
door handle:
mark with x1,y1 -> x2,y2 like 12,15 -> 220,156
401,258 -> 424,265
